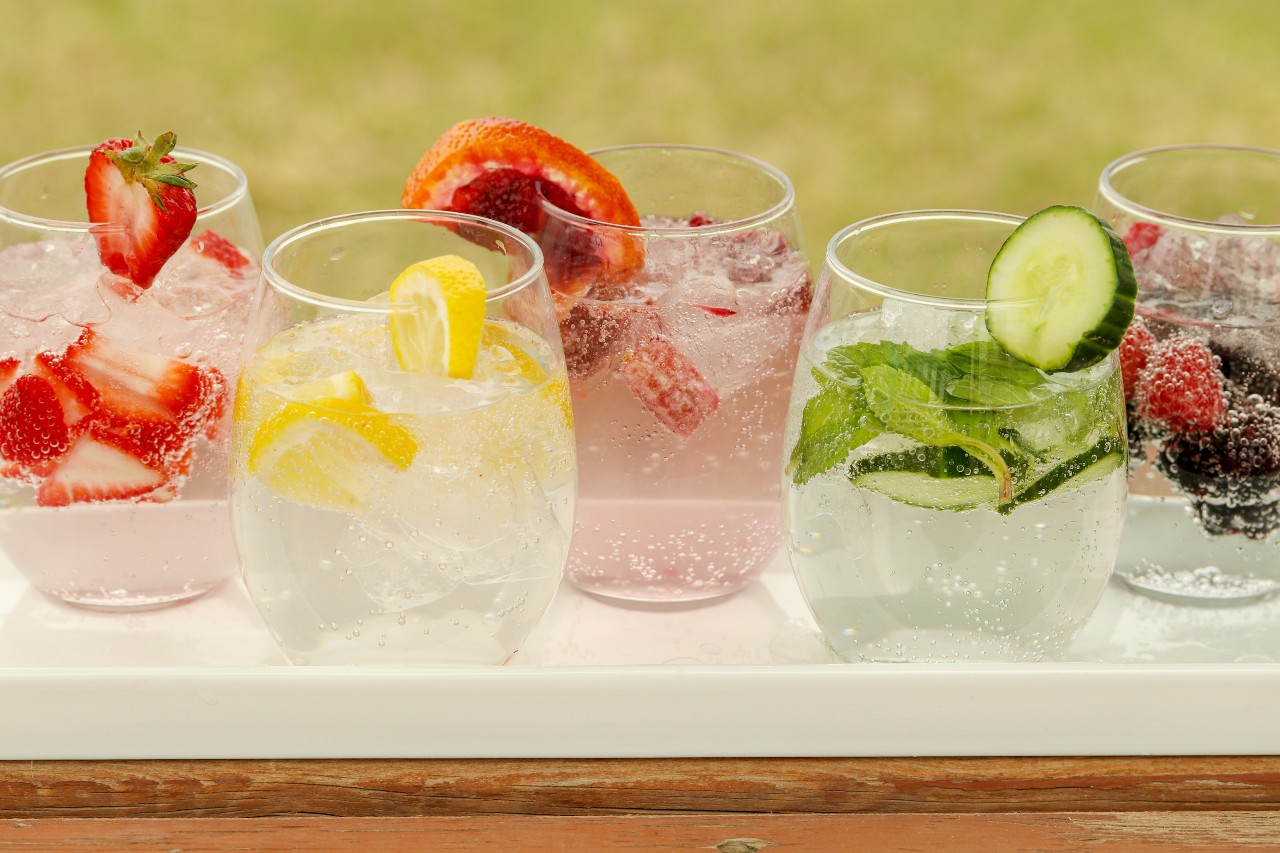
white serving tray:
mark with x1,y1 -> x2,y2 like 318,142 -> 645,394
1,548 -> 1278,760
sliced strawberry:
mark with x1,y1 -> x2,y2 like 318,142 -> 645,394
401,117 -> 643,295
36,432 -> 168,507
621,336 -> 719,437
0,374 -> 72,477
1123,221 -> 1164,256
189,228 -> 251,275
695,305 -> 737,317
1117,316 -> 1156,402
86,412 -> 192,475
1135,336 -> 1227,434
33,351 -> 99,433
62,328 -> 217,422
85,131 -> 198,288
0,357 -> 18,400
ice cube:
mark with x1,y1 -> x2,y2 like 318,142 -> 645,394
0,238 -> 113,327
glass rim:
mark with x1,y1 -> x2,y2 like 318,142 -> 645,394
537,142 -> 797,236
0,143 -> 251,232
261,209 -> 547,314
825,209 -> 1025,312
1097,143 -> 1280,234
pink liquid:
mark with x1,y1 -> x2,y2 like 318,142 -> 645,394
0,498 -> 235,610
0,236 -> 255,609
568,498 -> 784,602
567,333 -> 801,602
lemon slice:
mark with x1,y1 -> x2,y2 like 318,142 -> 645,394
481,321 -> 573,428
388,255 -> 487,377
246,369 -> 419,512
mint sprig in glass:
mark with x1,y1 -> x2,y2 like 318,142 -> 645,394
782,208 -> 1134,663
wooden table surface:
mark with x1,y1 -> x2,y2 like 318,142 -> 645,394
4,756 -> 1280,850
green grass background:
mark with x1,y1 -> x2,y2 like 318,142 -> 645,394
3,0 -> 1279,258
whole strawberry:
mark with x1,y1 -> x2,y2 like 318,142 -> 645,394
85,131 -> 197,288
1134,336 -> 1227,434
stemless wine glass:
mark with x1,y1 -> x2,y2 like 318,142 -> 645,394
537,144 -> 811,603
231,210 -> 575,665
783,211 -> 1128,662
1096,144 -> 1280,605
0,142 -> 262,609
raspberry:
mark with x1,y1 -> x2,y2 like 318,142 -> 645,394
621,336 -> 719,437
1134,336 -> 1226,434
1116,316 -> 1155,401
1122,221 -> 1164,256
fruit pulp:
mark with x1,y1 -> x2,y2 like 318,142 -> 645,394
1118,219 -> 1280,603
560,218 -> 808,602
0,235 -> 256,608
231,315 -> 575,665
783,313 -> 1128,662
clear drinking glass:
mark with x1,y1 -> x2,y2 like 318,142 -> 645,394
0,144 -> 262,609
1096,144 -> 1280,605
231,210 -> 575,665
536,144 -> 811,603
783,211 -> 1128,662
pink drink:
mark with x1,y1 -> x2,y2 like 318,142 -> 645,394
0,145 -> 260,609
548,162 -> 811,602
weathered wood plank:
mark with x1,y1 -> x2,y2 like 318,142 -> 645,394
4,812 -> 1280,852
3,757 -> 1280,819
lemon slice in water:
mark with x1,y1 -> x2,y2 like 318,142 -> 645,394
388,255 -> 487,377
246,369 -> 419,512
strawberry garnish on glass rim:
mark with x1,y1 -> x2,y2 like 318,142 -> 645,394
85,131 -> 198,289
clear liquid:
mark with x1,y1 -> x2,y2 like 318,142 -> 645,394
787,467 -> 1126,662
783,313 -> 1128,661
232,315 -> 576,664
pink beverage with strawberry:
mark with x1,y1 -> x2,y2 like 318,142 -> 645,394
0,134 -> 262,609
544,146 -> 810,602
1097,145 -> 1280,605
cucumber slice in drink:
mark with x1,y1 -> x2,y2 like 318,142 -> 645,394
985,205 -> 1136,373
850,439 -> 1122,513
851,468 -> 1001,511
849,445 -> 991,480
1002,441 -> 1123,514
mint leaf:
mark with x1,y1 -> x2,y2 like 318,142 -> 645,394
788,382 -> 879,485
827,341 -> 959,398
859,364 -> 1013,503
941,340 -> 1051,406
946,374 -> 1041,406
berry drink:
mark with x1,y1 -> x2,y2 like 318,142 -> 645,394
401,121 -> 810,603
1098,145 -> 1280,604
0,135 -> 262,609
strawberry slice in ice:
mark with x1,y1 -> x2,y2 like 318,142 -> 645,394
0,374 -> 73,479
61,328 -> 223,426
189,229 -> 252,275
621,336 -> 719,438
36,432 -> 168,507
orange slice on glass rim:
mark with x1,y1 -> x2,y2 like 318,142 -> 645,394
401,117 -> 643,298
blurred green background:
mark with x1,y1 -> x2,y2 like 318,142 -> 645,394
3,0 -> 1279,258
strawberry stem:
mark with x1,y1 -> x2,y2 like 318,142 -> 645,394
108,131 -> 198,213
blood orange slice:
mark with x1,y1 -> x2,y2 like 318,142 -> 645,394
401,117 -> 643,295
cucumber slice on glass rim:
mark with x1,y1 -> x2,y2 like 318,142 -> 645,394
985,205 -> 1136,373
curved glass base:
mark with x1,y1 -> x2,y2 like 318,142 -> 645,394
1117,495 -> 1280,606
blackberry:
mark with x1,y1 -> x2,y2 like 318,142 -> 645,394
1155,391 -> 1280,538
